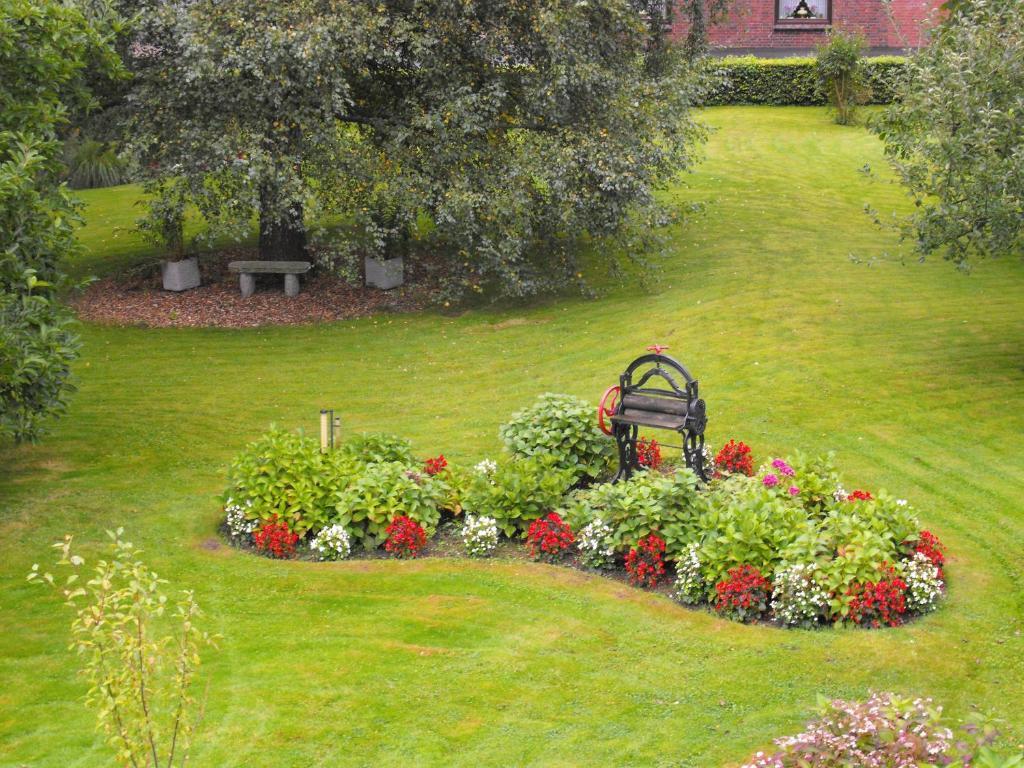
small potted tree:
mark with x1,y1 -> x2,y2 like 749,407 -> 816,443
361,186 -> 415,291
138,179 -> 200,291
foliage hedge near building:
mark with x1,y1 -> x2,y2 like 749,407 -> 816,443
705,56 -> 907,106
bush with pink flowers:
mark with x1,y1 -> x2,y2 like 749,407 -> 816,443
742,692 -> 1022,767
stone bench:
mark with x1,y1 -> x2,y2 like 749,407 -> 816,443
228,260 -> 311,298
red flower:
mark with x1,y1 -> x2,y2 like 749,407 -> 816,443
636,438 -> 662,470
625,534 -> 667,588
424,455 -> 447,476
910,529 -> 946,574
714,565 -> 771,622
526,513 -> 575,560
385,515 -> 428,558
847,489 -> 873,502
715,440 -> 754,477
844,564 -> 907,628
253,515 -> 299,559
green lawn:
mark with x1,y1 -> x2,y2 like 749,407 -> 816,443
2,107 -> 1023,767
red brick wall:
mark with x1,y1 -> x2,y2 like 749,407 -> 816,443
671,0 -> 943,52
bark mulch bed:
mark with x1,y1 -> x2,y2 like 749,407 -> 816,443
71,249 -> 438,328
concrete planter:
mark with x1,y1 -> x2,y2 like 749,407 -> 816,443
364,256 -> 404,290
161,257 -> 201,292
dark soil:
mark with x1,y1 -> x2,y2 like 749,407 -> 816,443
71,248 -> 440,328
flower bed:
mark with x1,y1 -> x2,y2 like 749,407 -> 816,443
220,393 -> 949,629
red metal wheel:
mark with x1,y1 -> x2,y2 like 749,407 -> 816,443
597,385 -> 621,436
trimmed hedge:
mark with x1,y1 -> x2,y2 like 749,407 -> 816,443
705,55 -> 906,106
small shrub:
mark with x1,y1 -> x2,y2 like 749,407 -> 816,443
224,498 -> 257,541
462,456 -> 573,537
625,534 -> 666,588
526,513 -> 575,561
64,137 -> 130,189
310,523 -> 352,561
385,515 -> 427,558
697,488 -> 811,587
562,468 -> 703,559
461,515 -> 499,558
715,439 -> 754,476
424,454 -> 447,476
741,692 -> 1011,768
816,28 -> 870,125
672,543 -> 706,604
714,565 -> 771,623
330,461 -> 446,548
636,437 -> 662,470
770,564 -> 829,627
900,552 -> 944,613
28,530 -> 213,767
499,393 -> 614,481
253,515 -> 300,559
844,563 -> 907,628
341,433 -> 415,465
225,427 -> 355,534
576,518 -> 616,568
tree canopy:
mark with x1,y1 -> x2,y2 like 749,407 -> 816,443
0,0 -> 120,442
127,0 -> 709,297
872,0 -> 1024,269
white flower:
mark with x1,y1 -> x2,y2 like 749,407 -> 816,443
771,564 -> 828,626
225,499 -> 258,539
462,515 -> 499,557
833,485 -> 849,502
900,552 -> 944,612
310,524 -> 352,561
474,458 -> 498,475
672,544 -> 705,604
576,519 -> 615,568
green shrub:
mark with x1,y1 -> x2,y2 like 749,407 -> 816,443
63,138 -> 129,189
819,493 -> 919,556
816,29 -> 870,124
330,462 -> 447,548
340,432 -> 415,465
462,456 -> 574,537
696,488 -> 813,588
499,393 -> 614,482
705,55 -> 905,106
224,427 -> 354,534
562,468 -> 703,558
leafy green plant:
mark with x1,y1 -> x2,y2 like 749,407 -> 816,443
340,432 -> 415,466
329,462 -> 446,548
64,137 -> 129,189
463,456 -> 573,537
816,29 -> 871,125
28,529 -> 214,768
696,490 -> 812,587
563,468 -> 703,558
224,427 -> 355,535
499,393 -> 614,482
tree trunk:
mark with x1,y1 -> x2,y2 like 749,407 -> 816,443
258,189 -> 307,261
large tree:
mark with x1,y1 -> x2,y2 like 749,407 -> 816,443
0,0 -> 120,442
127,0 -> 708,295
872,0 -> 1024,269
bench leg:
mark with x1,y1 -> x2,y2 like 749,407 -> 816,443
239,273 -> 255,298
284,273 -> 300,297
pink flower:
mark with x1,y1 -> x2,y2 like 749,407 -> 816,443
788,486 -> 800,496
763,474 -> 779,488
772,458 -> 795,477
